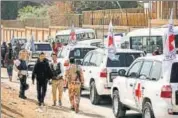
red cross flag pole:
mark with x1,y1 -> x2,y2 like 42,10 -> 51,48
69,24 -> 77,46
107,21 -> 116,60
163,8 -> 176,61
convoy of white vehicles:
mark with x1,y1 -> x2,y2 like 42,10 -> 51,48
111,55 -> 178,118
82,48 -> 144,104
11,27 -> 178,118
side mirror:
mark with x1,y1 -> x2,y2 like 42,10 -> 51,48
130,72 -> 139,78
118,69 -> 126,76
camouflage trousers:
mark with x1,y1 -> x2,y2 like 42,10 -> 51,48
52,79 -> 64,102
68,82 -> 81,109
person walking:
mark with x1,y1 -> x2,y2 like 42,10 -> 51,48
14,49 -> 29,99
49,52 -> 64,106
4,43 -> 14,81
1,42 -> 7,67
32,52 -> 52,106
65,57 -> 84,113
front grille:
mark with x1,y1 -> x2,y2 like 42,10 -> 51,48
176,91 -> 178,105
109,72 -> 118,82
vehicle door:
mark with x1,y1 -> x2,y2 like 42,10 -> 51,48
125,60 -> 143,107
82,52 -> 93,89
107,53 -> 126,88
169,62 -> 178,112
134,60 -> 153,111
57,47 -> 69,71
89,52 -> 104,90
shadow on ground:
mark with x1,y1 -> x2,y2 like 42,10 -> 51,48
2,103 -> 24,117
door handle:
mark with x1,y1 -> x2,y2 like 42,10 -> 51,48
89,71 -> 92,73
130,83 -> 133,87
142,87 -> 145,90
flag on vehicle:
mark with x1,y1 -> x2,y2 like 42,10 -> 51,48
107,21 -> 116,60
31,35 -> 35,52
10,35 -> 14,46
69,24 -> 77,46
163,8 -> 176,61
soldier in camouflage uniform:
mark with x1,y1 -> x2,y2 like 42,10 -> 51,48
65,57 -> 84,113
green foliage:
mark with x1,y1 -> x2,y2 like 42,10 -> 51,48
73,1 -> 139,13
1,1 -> 40,20
18,5 -> 49,21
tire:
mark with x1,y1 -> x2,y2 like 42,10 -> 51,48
112,90 -> 126,118
142,102 -> 155,118
90,81 -> 100,105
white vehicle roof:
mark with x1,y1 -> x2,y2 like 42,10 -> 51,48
64,44 -> 97,49
34,42 -> 51,44
77,39 -> 102,45
126,26 -> 178,37
137,55 -> 178,62
94,48 -> 144,54
56,28 -> 95,35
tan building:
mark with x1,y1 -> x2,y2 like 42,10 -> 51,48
153,1 -> 178,19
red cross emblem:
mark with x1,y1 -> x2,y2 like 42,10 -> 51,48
70,31 -> 76,40
135,83 -> 142,101
168,34 -> 175,51
108,35 -> 114,47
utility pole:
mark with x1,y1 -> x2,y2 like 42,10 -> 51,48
148,1 -> 152,52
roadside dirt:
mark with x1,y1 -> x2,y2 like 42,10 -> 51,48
1,82 -> 71,118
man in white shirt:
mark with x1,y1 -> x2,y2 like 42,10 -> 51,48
50,52 -> 64,106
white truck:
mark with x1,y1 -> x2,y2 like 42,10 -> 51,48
111,55 -> 178,118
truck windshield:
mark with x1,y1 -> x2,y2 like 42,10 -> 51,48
107,53 -> 143,67
31,44 -> 52,51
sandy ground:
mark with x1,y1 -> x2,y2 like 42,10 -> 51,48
1,68 -> 141,118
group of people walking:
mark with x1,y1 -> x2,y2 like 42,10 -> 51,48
11,47 -> 84,113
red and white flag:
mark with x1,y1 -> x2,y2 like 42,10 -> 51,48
107,21 -> 116,60
69,24 -> 77,45
164,8 -> 176,61
108,21 -> 115,48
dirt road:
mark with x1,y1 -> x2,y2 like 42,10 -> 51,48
1,68 -> 141,118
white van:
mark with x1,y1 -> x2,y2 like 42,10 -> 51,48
122,26 -> 178,54
111,55 -> 178,118
27,42 -> 52,71
55,28 -> 96,44
82,48 -> 144,105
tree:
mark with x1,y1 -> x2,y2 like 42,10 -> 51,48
18,5 -> 49,21
73,1 -> 139,13
1,1 -> 41,20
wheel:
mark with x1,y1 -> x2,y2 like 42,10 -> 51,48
142,102 -> 155,118
112,90 -> 126,118
90,81 -> 100,105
